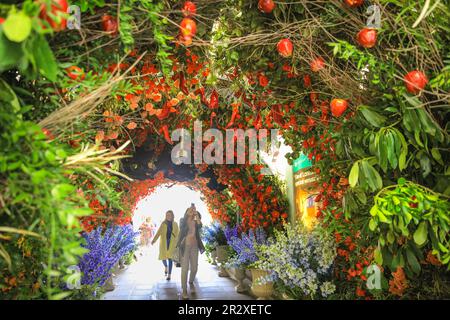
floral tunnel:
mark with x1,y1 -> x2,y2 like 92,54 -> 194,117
118,131 -> 290,227
1,0 -> 449,302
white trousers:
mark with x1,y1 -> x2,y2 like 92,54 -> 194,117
181,243 -> 199,291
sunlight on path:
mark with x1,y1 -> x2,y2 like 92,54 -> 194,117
103,245 -> 254,300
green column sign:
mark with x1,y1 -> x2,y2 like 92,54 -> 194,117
293,153 -> 312,173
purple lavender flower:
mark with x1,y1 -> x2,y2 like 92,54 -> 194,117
78,224 -> 138,286
227,228 -> 267,267
224,224 -> 239,242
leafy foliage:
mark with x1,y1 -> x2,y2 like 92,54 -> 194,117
0,81 -> 92,299
370,179 -> 450,277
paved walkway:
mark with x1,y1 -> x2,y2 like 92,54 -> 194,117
103,246 -> 254,300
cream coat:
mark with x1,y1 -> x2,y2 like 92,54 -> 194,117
153,221 -> 179,260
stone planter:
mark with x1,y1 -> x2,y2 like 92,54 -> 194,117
216,245 -> 229,262
215,245 -> 230,277
211,248 -> 218,265
103,276 -> 115,292
233,267 -> 247,293
224,267 -> 250,293
250,269 -> 273,300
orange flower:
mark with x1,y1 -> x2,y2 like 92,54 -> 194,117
107,131 -> 119,140
95,130 -> 105,144
389,267 -> 408,297
152,93 -> 162,102
347,268 -> 357,278
127,122 -> 137,130
426,251 -> 442,266
167,98 -> 180,107
355,287 -> 366,297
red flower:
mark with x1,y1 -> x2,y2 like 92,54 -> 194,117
258,74 -> 269,87
356,287 -> 366,297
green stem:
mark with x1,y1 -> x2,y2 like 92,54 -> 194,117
47,208 -> 56,299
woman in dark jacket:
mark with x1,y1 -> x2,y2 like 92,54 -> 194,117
177,204 -> 205,299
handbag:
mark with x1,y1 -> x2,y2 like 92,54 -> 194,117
172,247 -> 181,264
172,247 -> 182,268
172,238 -> 185,267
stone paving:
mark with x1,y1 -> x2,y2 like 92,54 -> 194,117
103,246 -> 255,300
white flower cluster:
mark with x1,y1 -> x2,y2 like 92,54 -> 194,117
254,223 -> 337,299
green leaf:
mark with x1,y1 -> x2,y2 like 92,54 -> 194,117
359,105 -> 386,127
354,188 -> 367,204
431,148 -> 444,165
387,230 -> 395,243
386,131 -> 398,169
394,128 -> 408,171
377,210 -> 390,223
370,206 -> 378,216
0,244 -> 12,271
406,247 -> 421,274
392,196 -> 400,205
377,134 -> 388,173
349,162 -> 359,188
3,11 -> 32,43
438,242 -> 449,253
31,34 -> 58,81
0,31 -> 25,71
382,247 -> 393,269
416,107 -> 437,136
391,253 -> 405,270
51,184 -> 76,200
31,170 -> 48,184
362,160 -> 383,191
369,218 -> 378,231
69,246 -> 89,256
398,149 -> 407,171
374,247 -> 383,265
414,131 -> 424,148
0,78 -> 21,112
413,221 -> 428,246
419,153 -> 431,178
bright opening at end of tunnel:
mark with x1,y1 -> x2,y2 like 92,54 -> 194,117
132,184 -> 212,231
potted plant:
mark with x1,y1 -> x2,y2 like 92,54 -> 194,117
78,224 -> 138,295
249,268 -> 274,300
201,222 -> 229,275
226,226 -> 268,295
254,223 -> 337,300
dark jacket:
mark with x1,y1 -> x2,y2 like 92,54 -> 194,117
177,211 -> 205,256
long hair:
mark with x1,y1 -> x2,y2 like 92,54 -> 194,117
183,207 -> 201,221
183,208 -> 191,221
